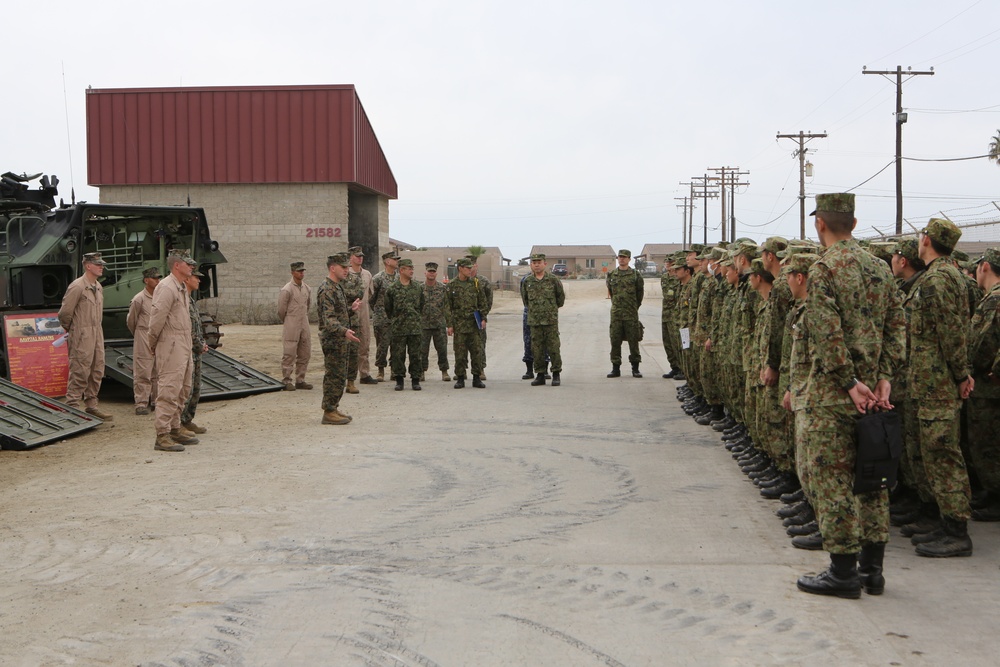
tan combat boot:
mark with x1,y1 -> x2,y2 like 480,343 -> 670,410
321,410 -> 351,425
442,370 -> 451,381
169,428 -> 200,445
86,406 -> 114,421
155,433 -> 184,452
295,381 -> 313,390
282,381 -> 296,391
345,380 -> 359,394
182,421 -> 207,434
376,367 -> 385,382
335,409 -> 353,422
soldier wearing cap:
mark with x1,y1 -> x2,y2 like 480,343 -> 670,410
446,258 -> 488,388
127,266 -> 162,415
948,248 -> 984,317
660,253 -> 684,380
606,249 -> 644,378
58,252 -> 112,420
345,246 -> 377,389
968,247 -> 1000,520
793,193 -> 906,598
421,262 -> 451,382
384,259 -> 426,390
369,251 -> 399,381
521,252 -> 565,386
317,253 -> 362,424
897,218 -> 975,558
147,249 -> 198,451
180,260 -> 209,435
466,255 -> 494,379
277,261 -> 313,392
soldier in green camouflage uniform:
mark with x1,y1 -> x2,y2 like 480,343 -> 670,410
384,258 -> 426,390
369,252 -> 399,381
606,249 -> 645,378
317,253 -> 361,424
794,193 -> 906,599
681,246 -> 707,396
900,219 -> 975,558
694,247 -> 725,422
180,261 -> 208,434
468,256 -> 494,378
968,248 -> 1000,520
341,246 -> 367,393
446,258 -> 488,388
421,262 -> 451,382
660,255 -> 683,379
521,253 -> 566,386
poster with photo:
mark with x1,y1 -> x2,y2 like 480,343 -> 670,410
3,312 -> 69,397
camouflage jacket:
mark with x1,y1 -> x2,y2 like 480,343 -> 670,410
778,298 -> 801,396
751,294 -> 770,384
716,282 -> 739,362
683,271 -> 705,329
676,278 -> 693,338
520,271 -> 565,326
316,277 -> 350,348
694,271 -> 716,346
661,273 -> 680,321
369,270 -> 398,327
188,295 -> 205,356
384,280 -> 426,336
738,276 -> 761,372
787,302 -> 811,411
606,267 -> 643,321
480,277 -> 495,311
803,238 -> 906,409
446,277 -> 489,333
341,269 -> 366,327
421,281 -> 449,329
763,278 -> 794,372
903,256 -> 971,410
969,282 -> 1000,398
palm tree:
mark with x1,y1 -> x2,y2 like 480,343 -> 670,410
466,245 -> 486,259
989,130 -> 1000,168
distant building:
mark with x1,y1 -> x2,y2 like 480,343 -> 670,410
639,243 -> 688,270
399,246 -> 509,285
528,245 -> 616,278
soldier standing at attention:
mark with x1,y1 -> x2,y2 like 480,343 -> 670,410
347,247 -> 377,386
277,261 -> 312,392
521,253 -> 565,386
467,255 -> 493,380
317,253 -> 361,425
127,266 -> 161,415
180,262 -> 209,436
421,262 -> 451,382
341,246 -> 367,395
58,252 -> 112,420
968,248 -> 1000,521
794,193 -> 906,599
147,251 -> 197,452
369,252 -> 399,381
384,259 -> 426,391
606,249 -> 644,378
901,218 -> 975,558
661,255 -> 683,379
447,258 -> 488,388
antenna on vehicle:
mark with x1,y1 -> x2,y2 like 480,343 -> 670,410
61,62 -> 76,202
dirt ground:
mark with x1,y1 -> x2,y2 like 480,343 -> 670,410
2,279 -> 999,666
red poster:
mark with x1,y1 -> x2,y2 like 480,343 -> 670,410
3,312 -> 69,397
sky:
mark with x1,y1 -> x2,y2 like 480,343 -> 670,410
5,0 -> 1000,262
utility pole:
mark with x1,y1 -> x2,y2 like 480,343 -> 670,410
675,196 -> 693,247
708,166 -> 749,242
777,131 -> 827,239
863,65 -> 935,235
682,175 -> 718,245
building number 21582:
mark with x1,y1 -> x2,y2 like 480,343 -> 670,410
305,228 -> 342,238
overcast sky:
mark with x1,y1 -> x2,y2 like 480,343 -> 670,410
6,0 -> 999,262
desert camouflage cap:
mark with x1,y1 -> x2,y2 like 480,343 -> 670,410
810,193 -> 855,216
979,247 -> 1000,268
456,258 -> 473,268
142,266 -> 162,279
82,252 -> 107,266
290,261 -> 305,271
530,253 -> 546,261
921,218 -> 962,251
328,253 -> 350,267
348,246 -> 364,256
168,248 -> 190,258
425,262 -> 439,270
761,236 -> 789,255
617,249 -> 632,258
183,256 -> 198,267
190,266 -> 205,277
398,258 -> 413,268
894,238 -> 920,263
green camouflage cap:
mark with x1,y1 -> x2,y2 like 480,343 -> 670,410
784,252 -> 822,276
749,257 -> 771,276
290,261 -> 305,271
456,258 -> 473,268
810,193 -> 855,216
734,237 -> 755,245
687,244 -> 706,255
142,266 -> 162,279
328,253 -> 350,268
708,246 -> 726,261
530,253 -> 546,261
717,256 -> 734,268
894,239 -> 920,264
868,242 -> 896,264
921,218 -> 962,251
978,247 -> 1000,268
425,262 -> 439,270
617,249 -> 632,258
190,266 -> 205,278
951,248 -> 970,263
381,251 -> 399,261
776,239 -> 818,259
734,240 -> 760,260
716,240 -> 731,248
398,258 -> 413,268
761,236 -> 789,255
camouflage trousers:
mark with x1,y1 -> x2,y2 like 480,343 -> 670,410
321,340 -> 348,411
479,327 -> 488,368
756,383 -> 794,473
661,317 -> 682,372
530,324 -> 561,374
968,394 -> 1000,493
390,333 -> 423,379
452,328 -> 484,378
422,327 -> 449,371
700,348 -> 722,405
905,399 -> 971,521
723,363 -> 744,425
609,318 -> 641,366
744,372 -> 760,444
373,321 -> 391,370
795,404 -> 889,554
180,352 -> 202,424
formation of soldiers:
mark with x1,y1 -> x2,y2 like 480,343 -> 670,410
659,192 -> 999,599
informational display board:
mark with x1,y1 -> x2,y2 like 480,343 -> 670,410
3,312 -> 69,397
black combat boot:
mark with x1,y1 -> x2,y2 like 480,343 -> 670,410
607,364 -> 621,378
797,553 -> 861,599
531,373 -> 546,386
914,516 -> 973,558
631,363 -> 642,378
454,376 -> 466,389
411,378 -> 422,391
791,531 -> 824,550
394,377 -> 404,391
522,362 -> 534,380
551,372 -> 561,386
858,542 -> 886,595
673,370 -> 685,380
780,488 -> 806,504
472,375 -> 485,388
777,499 -> 811,519
900,503 -> 941,537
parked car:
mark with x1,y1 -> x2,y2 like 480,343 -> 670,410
552,263 -> 568,276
